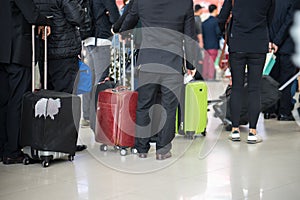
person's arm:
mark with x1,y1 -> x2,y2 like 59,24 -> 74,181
62,0 -> 85,27
217,0 -> 232,33
14,0 -> 52,25
184,1 -> 197,73
272,1 -> 293,49
119,0 -> 139,33
103,0 -> 120,24
113,0 -> 134,33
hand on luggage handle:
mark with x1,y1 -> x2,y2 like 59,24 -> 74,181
38,26 -> 51,40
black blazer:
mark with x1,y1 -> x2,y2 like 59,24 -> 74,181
218,0 -> 275,54
270,0 -> 295,55
120,0 -> 197,73
0,0 -> 50,67
92,0 -> 120,40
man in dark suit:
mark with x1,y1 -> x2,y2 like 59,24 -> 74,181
0,0 -> 51,164
120,0 -> 197,160
265,0 -> 297,121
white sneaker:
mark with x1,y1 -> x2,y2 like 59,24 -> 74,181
228,131 -> 240,141
81,119 -> 90,127
247,133 -> 263,144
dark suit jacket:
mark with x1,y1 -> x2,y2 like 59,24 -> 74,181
120,0 -> 197,73
92,0 -> 120,39
270,0 -> 295,55
218,0 -> 275,54
0,0 -> 50,67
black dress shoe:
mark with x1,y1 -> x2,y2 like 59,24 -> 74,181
3,153 -> 27,165
156,152 -> 172,160
76,145 -> 87,152
277,114 -> 295,121
264,112 -> 277,119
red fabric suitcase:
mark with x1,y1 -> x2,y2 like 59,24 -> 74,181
95,88 -> 138,152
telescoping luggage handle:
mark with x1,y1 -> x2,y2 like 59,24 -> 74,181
113,34 -> 135,91
278,71 -> 300,91
31,25 -> 48,92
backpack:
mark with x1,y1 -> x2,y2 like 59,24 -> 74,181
75,60 -> 93,95
79,0 -> 94,40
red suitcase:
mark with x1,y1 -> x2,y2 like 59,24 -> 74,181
95,88 -> 138,155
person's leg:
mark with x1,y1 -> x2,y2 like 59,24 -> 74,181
48,57 -> 79,93
4,64 -> 31,163
0,64 -> 9,160
135,72 -> 160,154
92,45 -> 111,83
247,53 -> 266,130
82,46 -> 95,124
277,54 -> 297,119
207,49 -> 218,80
156,73 -> 183,156
229,53 -> 247,130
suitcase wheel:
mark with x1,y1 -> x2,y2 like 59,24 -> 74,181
68,155 -> 74,162
225,124 -> 232,132
23,157 -> 30,165
120,148 -> 128,156
42,160 -> 50,168
201,129 -> 206,137
100,144 -> 108,152
131,148 -> 138,154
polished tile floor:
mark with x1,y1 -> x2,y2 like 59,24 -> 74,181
1,81 -> 300,200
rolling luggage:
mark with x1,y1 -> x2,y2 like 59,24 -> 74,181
177,81 -> 208,138
95,35 -> 138,156
19,26 -> 81,167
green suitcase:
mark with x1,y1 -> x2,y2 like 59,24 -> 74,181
177,81 -> 208,137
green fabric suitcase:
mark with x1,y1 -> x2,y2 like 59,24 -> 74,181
177,81 -> 208,137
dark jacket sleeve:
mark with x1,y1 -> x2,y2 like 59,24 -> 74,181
119,0 -> 139,32
62,0 -> 85,27
103,0 -> 120,24
217,0 -> 232,33
14,0 -> 51,25
184,2 -> 197,70
272,1 -> 293,47
113,0 -> 134,33
267,0 -> 275,27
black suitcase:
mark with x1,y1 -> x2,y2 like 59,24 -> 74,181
19,26 -> 81,167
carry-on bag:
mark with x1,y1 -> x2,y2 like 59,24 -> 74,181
95,35 -> 138,156
19,26 -> 81,167
177,81 -> 208,138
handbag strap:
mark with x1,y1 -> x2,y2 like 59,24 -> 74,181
218,0 -> 235,70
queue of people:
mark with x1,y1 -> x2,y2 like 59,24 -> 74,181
0,0 -> 299,164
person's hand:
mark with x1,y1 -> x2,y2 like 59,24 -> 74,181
187,69 -> 197,77
272,43 -> 278,53
38,26 -> 51,40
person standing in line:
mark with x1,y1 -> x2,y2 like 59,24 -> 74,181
0,0 -> 52,164
194,4 -> 204,49
264,0 -> 297,121
81,0 -> 120,129
119,0 -> 197,160
33,0 -> 88,152
202,4 -> 222,80
33,0 -> 85,94
218,0 -> 275,144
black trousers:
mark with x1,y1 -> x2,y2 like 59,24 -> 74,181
40,57 -> 79,93
0,63 -> 31,157
135,71 -> 183,154
268,54 -> 298,115
229,53 -> 266,129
